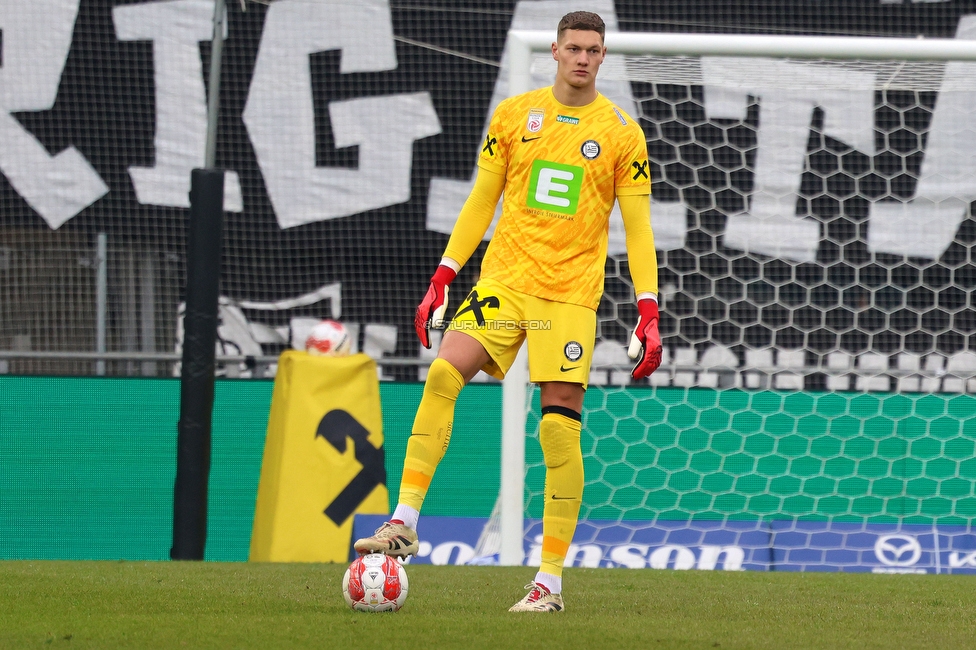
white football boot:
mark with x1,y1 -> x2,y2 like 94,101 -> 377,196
508,582 -> 564,613
353,522 -> 419,558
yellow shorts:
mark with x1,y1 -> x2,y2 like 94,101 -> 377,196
448,278 -> 596,388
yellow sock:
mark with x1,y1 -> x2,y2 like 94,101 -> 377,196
538,410 -> 583,578
398,358 -> 464,511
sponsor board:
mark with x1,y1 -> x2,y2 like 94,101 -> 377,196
352,515 -> 767,570
352,515 -> 976,574
527,519 -> 769,570
770,521 -> 976,574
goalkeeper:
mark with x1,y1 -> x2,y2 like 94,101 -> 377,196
355,10 -> 662,613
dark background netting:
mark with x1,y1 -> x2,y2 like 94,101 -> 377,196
0,0 -> 973,377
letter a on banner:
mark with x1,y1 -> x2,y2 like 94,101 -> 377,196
250,351 -> 388,562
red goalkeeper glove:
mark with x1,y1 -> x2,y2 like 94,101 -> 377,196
414,264 -> 457,349
628,298 -> 663,380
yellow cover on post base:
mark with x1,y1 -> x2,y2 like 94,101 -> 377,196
249,350 -> 388,562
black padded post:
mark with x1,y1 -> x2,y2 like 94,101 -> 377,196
172,168 -> 225,560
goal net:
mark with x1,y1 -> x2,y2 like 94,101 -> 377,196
487,25 -> 976,573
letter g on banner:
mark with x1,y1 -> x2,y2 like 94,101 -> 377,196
316,409 -> 387,526
243,0 -> 441,228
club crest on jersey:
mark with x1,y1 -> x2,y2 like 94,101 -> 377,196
564,341 -> 583,362
580,140 -> 601,160
526,109 -> 544,133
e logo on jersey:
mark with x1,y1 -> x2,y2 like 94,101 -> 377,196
527,160 -> 583,215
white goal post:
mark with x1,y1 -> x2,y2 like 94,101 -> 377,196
496,29 -> 976,567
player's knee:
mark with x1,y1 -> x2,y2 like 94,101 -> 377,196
424,358 -> 465,400
539,406 -> 582,469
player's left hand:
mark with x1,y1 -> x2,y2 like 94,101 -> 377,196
628,298 -> 663,379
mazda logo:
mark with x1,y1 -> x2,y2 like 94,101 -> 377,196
874,534 -> 922,567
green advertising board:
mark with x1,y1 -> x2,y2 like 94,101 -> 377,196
1,377 -> 974,561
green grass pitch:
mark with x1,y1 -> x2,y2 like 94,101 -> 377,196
2,561 -> 975,649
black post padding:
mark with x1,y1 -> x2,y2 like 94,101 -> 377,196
172,168 -> 225,561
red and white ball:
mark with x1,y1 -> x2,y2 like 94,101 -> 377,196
342,553 -> 409,612
305,319 -> 351,357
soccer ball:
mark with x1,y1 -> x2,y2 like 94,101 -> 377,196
305,319 -> 351,356
342,553 -> 409,612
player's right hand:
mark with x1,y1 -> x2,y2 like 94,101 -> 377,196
414,265 -> 457,348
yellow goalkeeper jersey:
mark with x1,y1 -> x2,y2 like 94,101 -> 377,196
477,86 -> 650,310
